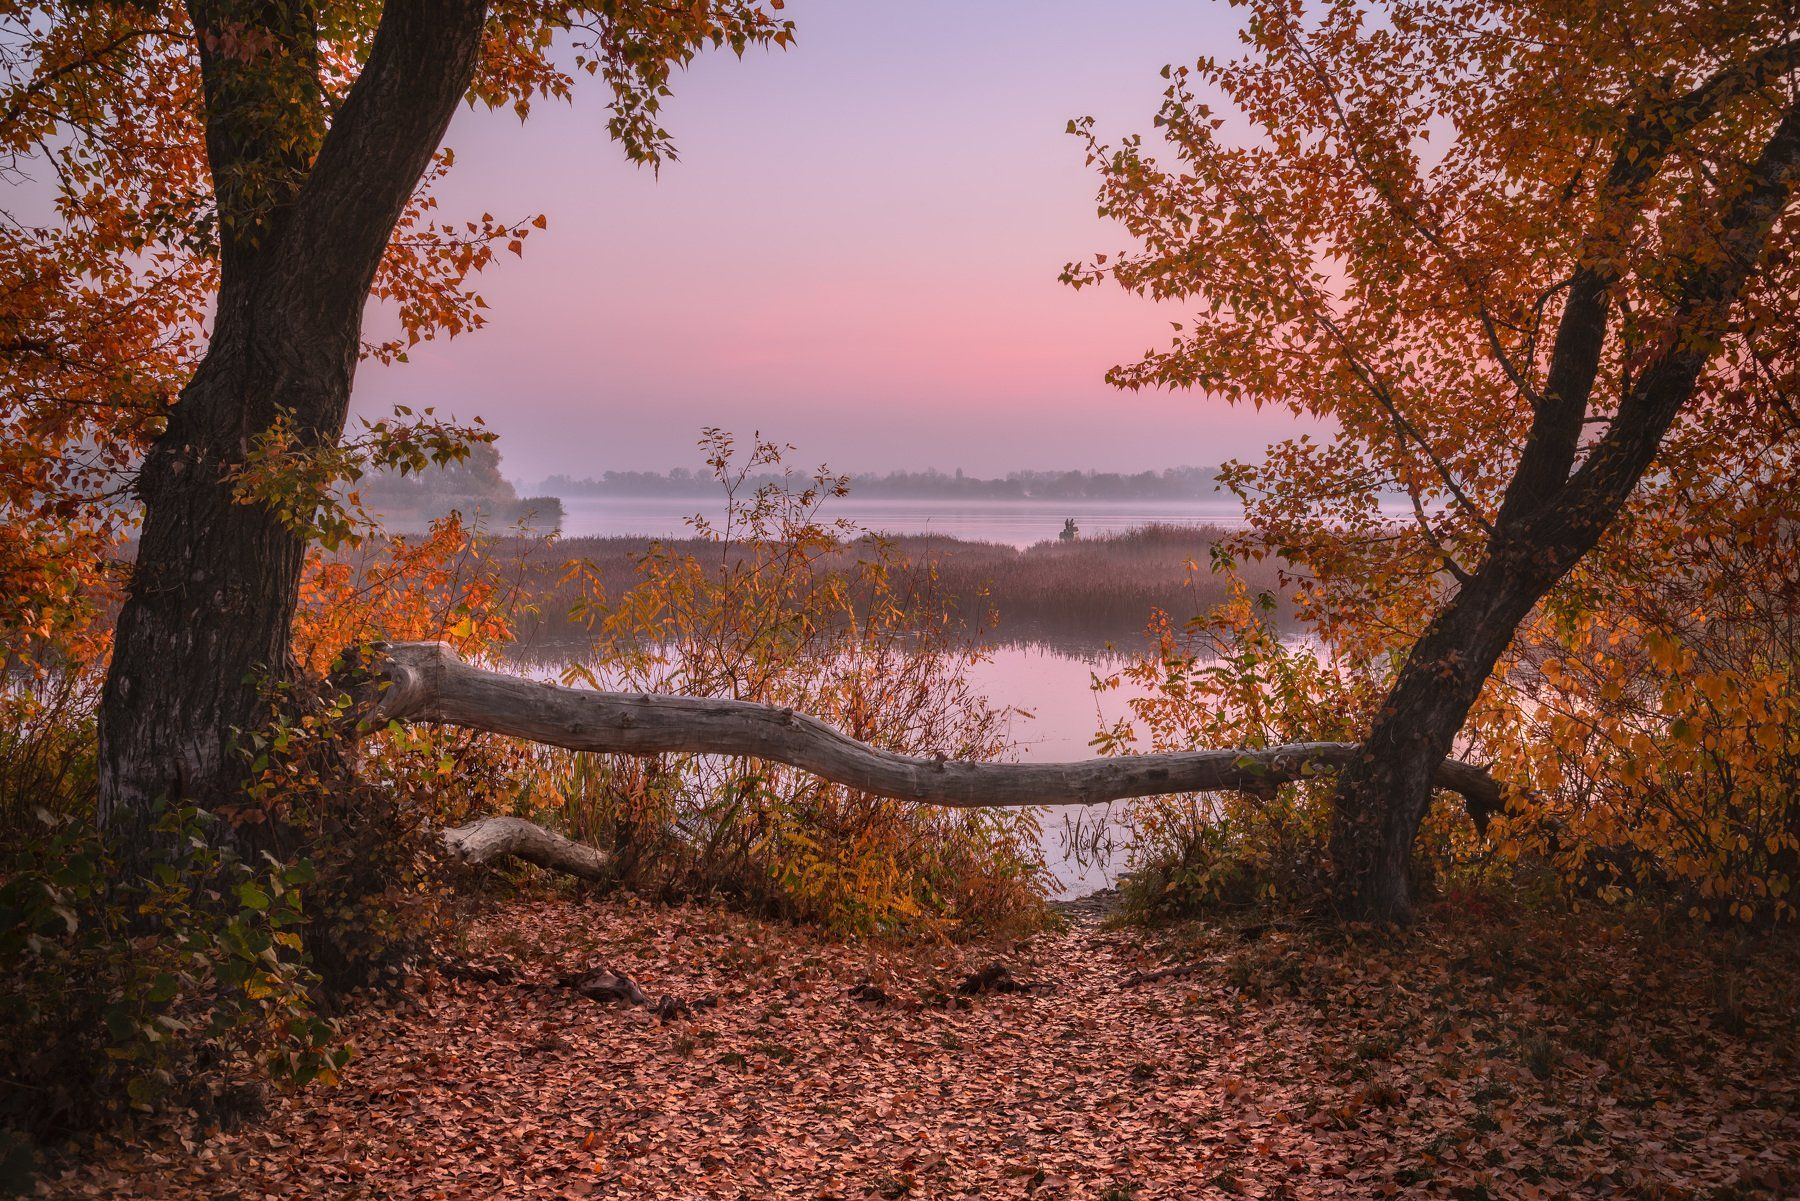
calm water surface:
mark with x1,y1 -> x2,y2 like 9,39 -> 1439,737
968,645 -> 1148,897
556,495 -> 1253,549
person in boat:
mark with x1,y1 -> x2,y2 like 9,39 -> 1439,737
1059,517 -> 1079,542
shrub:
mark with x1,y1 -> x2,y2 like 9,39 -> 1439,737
0,805 -> 344,1146
235,694 -> 453,997
0,656 -> 101,831
525,432 -> 1050,938
1489,507 -> 1800,925
1099,570 -> 1471,920
263,513 -> 573,992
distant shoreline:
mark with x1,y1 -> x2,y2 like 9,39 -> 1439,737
527,465 -> 1226,503
551,494 -> 1266,551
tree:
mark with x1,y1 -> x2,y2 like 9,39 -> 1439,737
1066,0 -> 1800,920
0,0 -> 793,845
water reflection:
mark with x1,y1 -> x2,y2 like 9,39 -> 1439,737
966,645 -> 1149,897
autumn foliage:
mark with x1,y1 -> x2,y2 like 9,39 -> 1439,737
1070,0 -> 1800,923
3,0 -> 1800,1186
535,434 -> 1047,937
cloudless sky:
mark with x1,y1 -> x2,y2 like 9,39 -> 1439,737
355,0 -> 1318,482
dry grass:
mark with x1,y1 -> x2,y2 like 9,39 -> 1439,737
474,524 -> 1287,657
883,524 -> 1287,649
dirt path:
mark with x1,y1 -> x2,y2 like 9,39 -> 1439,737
47,898 -> 1799,1199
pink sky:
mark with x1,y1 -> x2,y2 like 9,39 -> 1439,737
356,0 -> 1319,482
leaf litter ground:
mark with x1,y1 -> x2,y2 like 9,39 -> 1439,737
48,894 -> 1799,1199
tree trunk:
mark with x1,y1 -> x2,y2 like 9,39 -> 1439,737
1328,95 -> 1800,925
1326,548 -> 1552,923
96,0 -> 491,842
96,301 -> 354,838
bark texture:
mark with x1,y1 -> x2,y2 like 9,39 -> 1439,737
98,0 -> 491,840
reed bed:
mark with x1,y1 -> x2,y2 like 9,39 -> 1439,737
475,523 -> 1287,657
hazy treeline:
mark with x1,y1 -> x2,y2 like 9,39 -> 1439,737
532,465 -> 1223,501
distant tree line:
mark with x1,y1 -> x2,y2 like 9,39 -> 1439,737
534,465 -> 1222,500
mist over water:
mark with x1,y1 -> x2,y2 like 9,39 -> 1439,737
555,495 -> 1257,549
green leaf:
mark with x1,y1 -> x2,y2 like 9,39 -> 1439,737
145,972 -> 180,1004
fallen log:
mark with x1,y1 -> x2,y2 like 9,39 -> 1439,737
370,642 -> 1502,808
359,641 -> 1505,877
442,815 -> 611,880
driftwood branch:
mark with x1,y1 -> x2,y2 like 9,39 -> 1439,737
364,642 -> 1503,832
442,816 -> 611,880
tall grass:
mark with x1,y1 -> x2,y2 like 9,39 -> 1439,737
881,524 -> 1287,648
444,522 -> 1288,658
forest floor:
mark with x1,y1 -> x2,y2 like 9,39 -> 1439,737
47,892 -> 1800,1200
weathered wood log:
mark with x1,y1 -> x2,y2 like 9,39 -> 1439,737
441,815 -> 611,880
366,641 -> 1505,817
